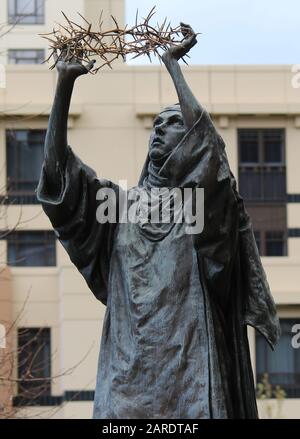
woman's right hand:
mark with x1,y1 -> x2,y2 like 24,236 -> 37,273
54,49 -> 96,81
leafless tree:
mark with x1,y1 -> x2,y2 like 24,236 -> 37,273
0,298 -> 93,419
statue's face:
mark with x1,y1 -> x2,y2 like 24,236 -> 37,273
149,109 -> 186,162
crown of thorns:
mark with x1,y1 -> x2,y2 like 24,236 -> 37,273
40,7 -> 199,73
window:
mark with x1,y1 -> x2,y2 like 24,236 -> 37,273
256,319 -> 300,398
247,206 -> 287,257
8,0 -> 45,24
7,231 -> 56,267
6,129 -> 45,204
254,230 -> 287,257
8,49 -> 45,64
265,231 -> 285,257
238,129 -> 287,256
239,130 -> 259,164
238,129 -> 286,202
18,328 -> 51,398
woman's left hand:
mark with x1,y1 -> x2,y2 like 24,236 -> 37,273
162,23 -> 197,62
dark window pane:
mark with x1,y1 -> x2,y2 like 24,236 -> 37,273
256,319 -> 300,398
238,129 -> 286,202
18,328 -> 51,397
8,0 -> 14,16
266,231 -> 285,256
256,334 -> 266,375
8,49 -> 45,64
246,206 -> 287,257
8,0 -> 45,25
239,131 -> 259,163
263,130 -> 284,164
239,168 -> 262,201
263,169 -> 286,202
239,168 -> 286,202
6,129 -> 45,204
16,0 -> 35,15
7,231 -> 56,267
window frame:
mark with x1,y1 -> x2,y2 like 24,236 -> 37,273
8,0 -> 45,25
8,48 -> 45,64
265,230 -> 286,257
238,128 -> 288,257
239,128 -> 286,167
254,229 -> 287,257
238,128 -> 287,203
6,128 -> 46,205
6,231 -> 56,267
17,327 -> 51,398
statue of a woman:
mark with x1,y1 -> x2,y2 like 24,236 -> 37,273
37,24 -> 280,419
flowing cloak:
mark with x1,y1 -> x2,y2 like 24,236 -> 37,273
37,108 -> 280,419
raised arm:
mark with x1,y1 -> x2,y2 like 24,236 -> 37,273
162,23 -> 202,130
44,52 -> 95,193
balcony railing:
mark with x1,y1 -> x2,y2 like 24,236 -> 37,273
239,167 -> 286,202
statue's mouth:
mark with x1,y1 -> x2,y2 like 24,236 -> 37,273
152,136 -> 164,146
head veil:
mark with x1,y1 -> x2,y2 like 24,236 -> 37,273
136,102 -> 280,355
138,104 -> 182,188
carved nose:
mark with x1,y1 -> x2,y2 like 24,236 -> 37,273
155,124 -> 164,135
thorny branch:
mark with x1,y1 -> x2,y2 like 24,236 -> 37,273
40,7 -> 200,73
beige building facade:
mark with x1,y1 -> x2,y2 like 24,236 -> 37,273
0,0 -> 300,419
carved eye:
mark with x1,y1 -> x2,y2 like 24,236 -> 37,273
172,118 -> 184,127
153,117 -> 163,127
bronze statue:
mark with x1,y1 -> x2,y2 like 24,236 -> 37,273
37,24 -> 280,419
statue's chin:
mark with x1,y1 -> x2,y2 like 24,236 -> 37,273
149,145 -> 171,162
149,148 -> 163,161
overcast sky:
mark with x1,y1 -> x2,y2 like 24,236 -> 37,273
126,0 -> 298,65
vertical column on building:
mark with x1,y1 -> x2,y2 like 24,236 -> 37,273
56,242 -> 107,417
84,0 -> 125,68
84,0 -> 125,38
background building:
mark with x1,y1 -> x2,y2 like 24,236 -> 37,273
0,0 -> 300,419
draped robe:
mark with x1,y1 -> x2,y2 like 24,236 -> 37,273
37,108 -> 280,419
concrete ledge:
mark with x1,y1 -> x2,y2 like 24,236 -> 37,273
0,103 -> 82,118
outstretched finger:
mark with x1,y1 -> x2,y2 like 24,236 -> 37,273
180,22 -> 192,28
180,22 -> 195,37
59,48 -> 68,61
